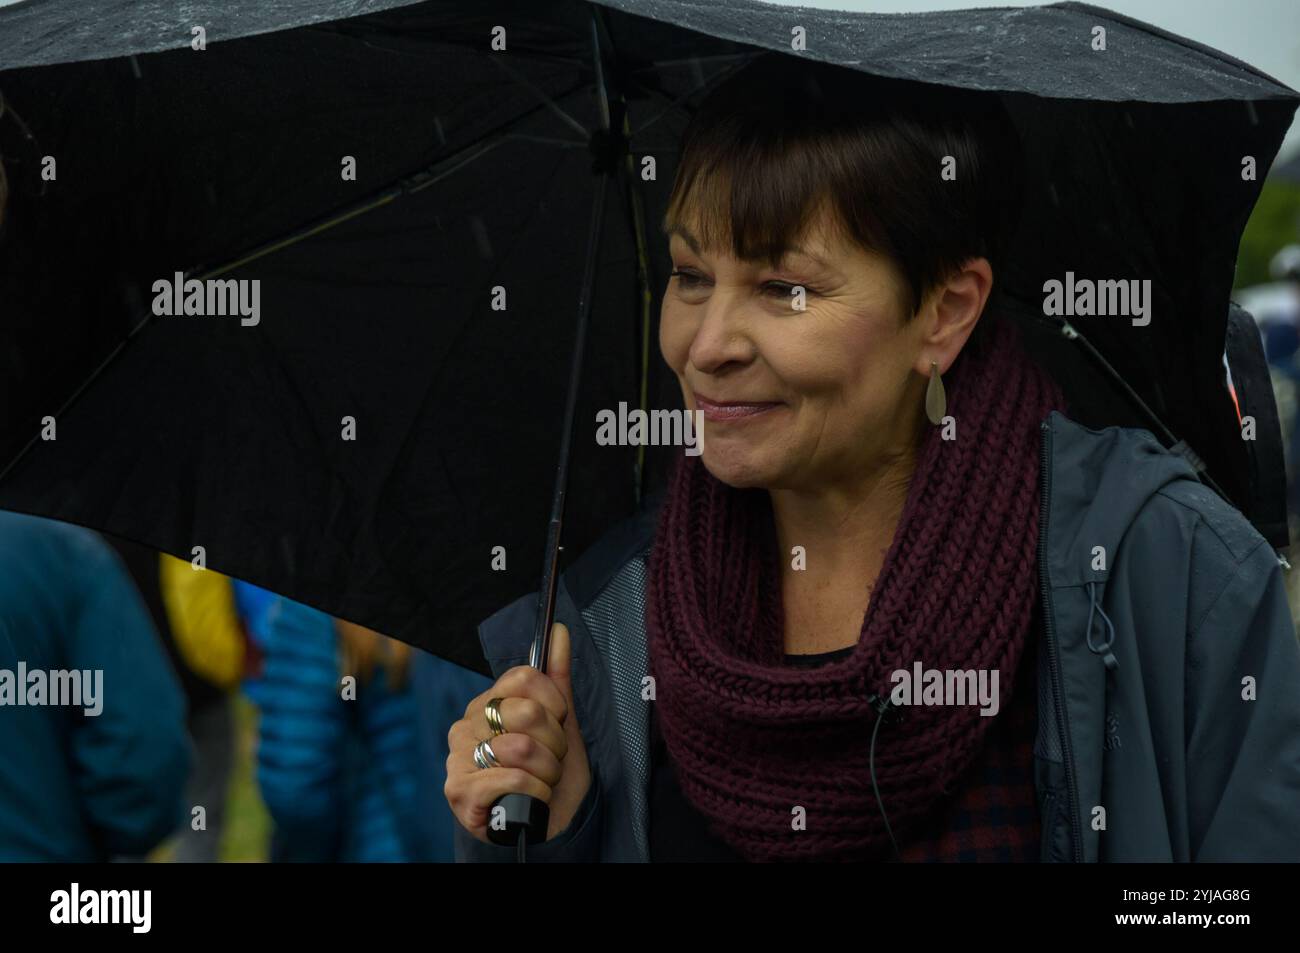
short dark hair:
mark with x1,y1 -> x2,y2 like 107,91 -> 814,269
662,53 -> 1024,329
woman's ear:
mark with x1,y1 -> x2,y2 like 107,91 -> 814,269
912,257 -> 993,376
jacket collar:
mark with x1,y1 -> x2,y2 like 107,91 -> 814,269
1039,411 -> 1197,588
1036,410 -> 1198,861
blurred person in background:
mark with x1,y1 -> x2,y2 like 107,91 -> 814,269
232,578 -> 277,705
251,595 -> 420,862
1242,244 -> 1300,520
157,553 -> 259,861
1266,245 -> 1300,517
0,511 -> 191,860
233,578 -> 493,861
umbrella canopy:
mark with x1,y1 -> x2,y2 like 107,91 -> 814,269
0,0 -> 1295,673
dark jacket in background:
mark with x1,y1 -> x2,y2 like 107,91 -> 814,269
0,511 -> 191,861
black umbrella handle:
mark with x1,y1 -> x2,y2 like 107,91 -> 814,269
485,520 -> 562,850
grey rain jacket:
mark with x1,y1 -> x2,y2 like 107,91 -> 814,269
454,412 -> 1300,862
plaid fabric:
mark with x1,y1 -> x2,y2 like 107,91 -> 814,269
896,638 -> 1041,863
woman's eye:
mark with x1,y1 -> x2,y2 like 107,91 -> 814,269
670,269 -> 707,290
669,271 -> 816,300
763,281 -> 816,299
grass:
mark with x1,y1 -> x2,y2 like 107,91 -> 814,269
150,694 -> 270,863
218,695 -> 271,862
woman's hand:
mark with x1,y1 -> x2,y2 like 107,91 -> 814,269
445,622 -> 592,843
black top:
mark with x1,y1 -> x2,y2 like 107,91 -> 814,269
648,645 -> 855,862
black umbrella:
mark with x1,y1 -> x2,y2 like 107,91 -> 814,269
1,0 -> 1296,683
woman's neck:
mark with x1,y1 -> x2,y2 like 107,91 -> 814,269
769,443 -> 918,654
771,425 -> 920,563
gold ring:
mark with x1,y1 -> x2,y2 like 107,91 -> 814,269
485,697 -> 507,736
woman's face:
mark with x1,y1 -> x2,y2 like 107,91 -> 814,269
660,202 -> 930,492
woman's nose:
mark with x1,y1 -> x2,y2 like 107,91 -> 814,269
687,293 -> 756,374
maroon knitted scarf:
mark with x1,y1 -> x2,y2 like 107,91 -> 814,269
645,318 -> 1064,861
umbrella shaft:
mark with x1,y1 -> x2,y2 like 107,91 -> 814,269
529,168 -> 611,672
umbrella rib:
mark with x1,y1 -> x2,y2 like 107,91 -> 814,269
630,53 -> 761,137
0,329 -> 133,487
499,133 -> 589,148
1037,314 -> 1233,505
487,54 -> 590,139
0,84 -> 594,488
630,53 -> 760,72
625,111 -> 654,507
204,135 -> 508,277
595,6 -> 660,506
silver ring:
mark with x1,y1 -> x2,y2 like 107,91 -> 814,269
473,738 -> 501,770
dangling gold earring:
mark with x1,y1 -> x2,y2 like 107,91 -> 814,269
925,361 -> 946,425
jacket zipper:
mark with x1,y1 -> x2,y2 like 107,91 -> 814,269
1039,418 -> 1084,863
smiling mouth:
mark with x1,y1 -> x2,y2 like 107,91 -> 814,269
694,394 -> 783,422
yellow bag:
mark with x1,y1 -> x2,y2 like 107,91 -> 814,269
158,553 -> 245,690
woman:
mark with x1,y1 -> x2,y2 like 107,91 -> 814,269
444,54 -> 1300,862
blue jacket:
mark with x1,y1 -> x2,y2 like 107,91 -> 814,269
0,511 -> 191,861
455,413 -> 1300,862
252,596 -> 419,862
